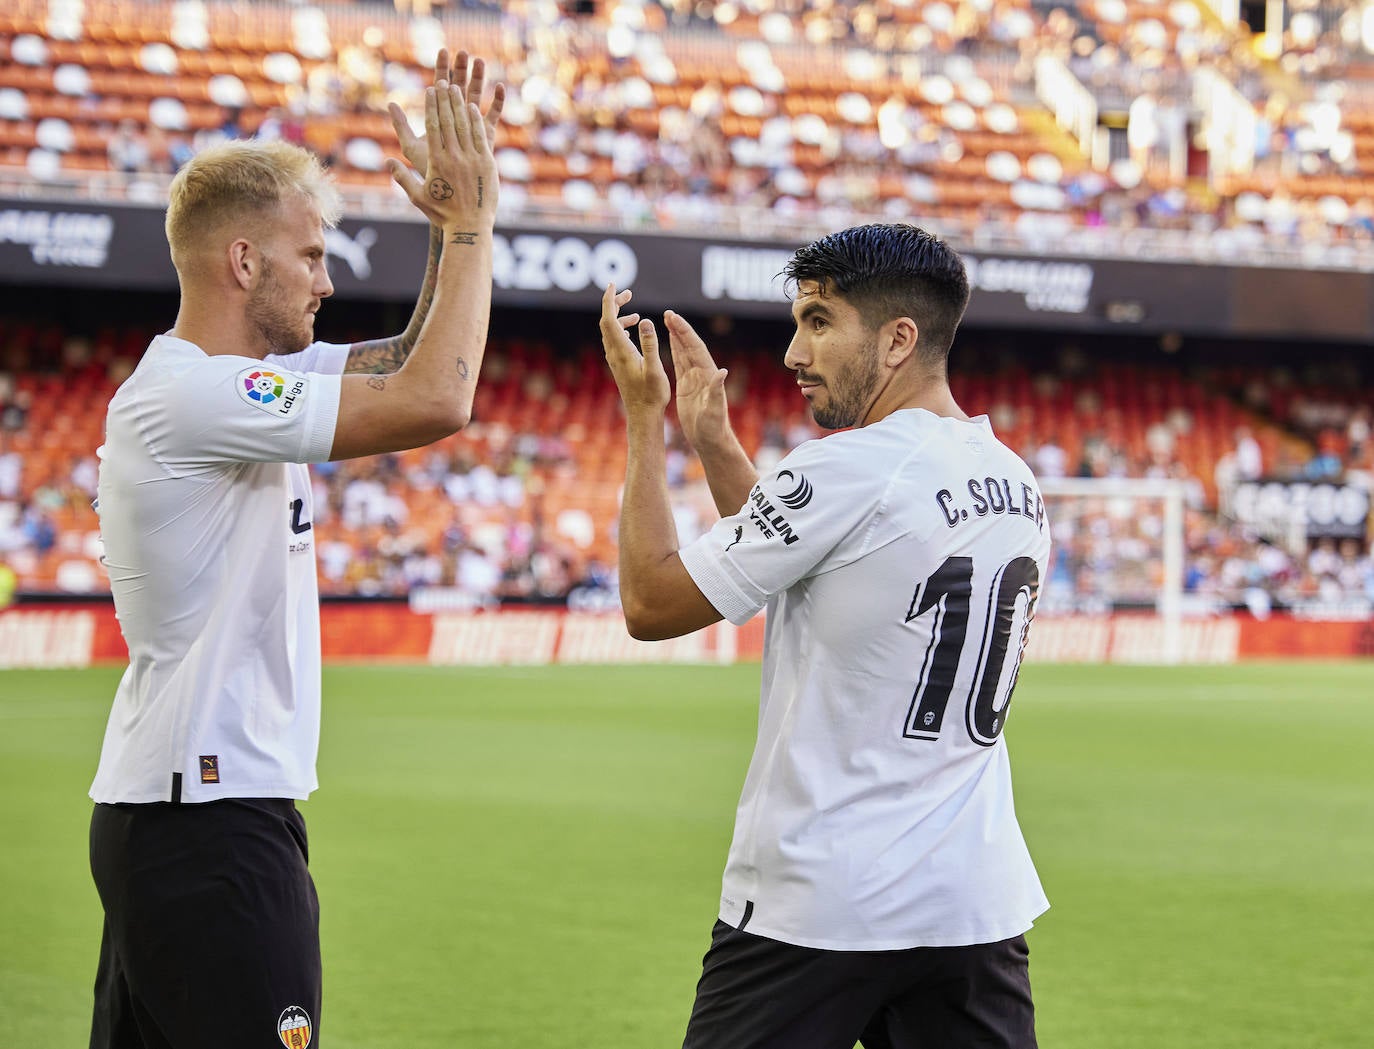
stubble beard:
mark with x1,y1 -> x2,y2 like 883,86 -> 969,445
247,256 -> 312,356
809,339 -> 881,430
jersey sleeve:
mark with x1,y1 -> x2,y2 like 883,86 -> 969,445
268,340 -> 351,377
678,437 -> 906,625
152,353 -> 341,466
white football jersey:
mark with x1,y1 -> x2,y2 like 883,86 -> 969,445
90,335 -> 346,804
680,408 -> 1052,951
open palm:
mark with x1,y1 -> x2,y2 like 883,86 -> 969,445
389,49 -> 506,174
666,311 -> 729,450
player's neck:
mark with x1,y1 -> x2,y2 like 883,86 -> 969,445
170,296 -> 269,360
863,376 -> 969,426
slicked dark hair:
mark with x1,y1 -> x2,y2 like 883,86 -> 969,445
783,223 -> 971,369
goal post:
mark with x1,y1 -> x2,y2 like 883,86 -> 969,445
1033,477 -> 1191,665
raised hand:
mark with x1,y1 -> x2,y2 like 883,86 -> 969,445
665,310 -> 730,450
601,285 -> 670,415
387,49 -> 504,216
388,65 -> 499,232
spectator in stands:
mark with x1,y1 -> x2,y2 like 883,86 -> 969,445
20,504 -> 56,554
0,389 -> 29,431
1233,425 -> 1265,480
167,135 -> 195,172
1128,90 -> 1163,173
339,30 -> 388,113
457,540 -> 503,597
0,432 -> 20,500
133,125 -> 173,176
107,120 -> 151,176
306,60 -> 347,117
217,106 -> 245,141
255,107 -> 307,147
1336,538 -> 1372,600
1308,536 -> 1341,580
1033,438 -> 1068,479
1345,407 -> 1369,463
1304,429 -> 1345,480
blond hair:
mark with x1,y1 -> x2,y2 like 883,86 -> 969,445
164,140 -> 342,269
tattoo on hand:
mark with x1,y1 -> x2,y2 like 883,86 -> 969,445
450,231 -> 479,245
477,176 -> 485,208
428,179 -> 454,201
367,376 -> 386,391
456,357 -> 470,380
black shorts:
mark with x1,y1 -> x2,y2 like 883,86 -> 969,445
89,798 -> 321,1049
682,920 -> 1036,1049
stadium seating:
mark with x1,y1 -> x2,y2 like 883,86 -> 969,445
1,0 -> 1372,256
4,312 -> 1367,609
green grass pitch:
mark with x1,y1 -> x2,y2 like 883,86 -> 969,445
3,661 -> 1372,1047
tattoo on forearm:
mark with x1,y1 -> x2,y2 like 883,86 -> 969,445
342,227 -> 441,372
347,340 -> 404,374
456,357 -> 470,380
477,176 -> 485,208
367,376 -> 386,391
450,231 -> 479,245
428,179 -> 454,201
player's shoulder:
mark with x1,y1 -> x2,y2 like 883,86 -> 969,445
118,337 -> 315,423
807,409 -> 1011,470
913,412 -> 1039,482
768,429 -> 896,498
267,340 -> 349,375
128,335 -> 257,382
770,412 -> 1039,494
781,412 -> 939,468
110,335 -> 198,411
135,336 -> 336,378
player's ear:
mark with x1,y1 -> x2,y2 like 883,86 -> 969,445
228,239 -> 257,291
883,316 -> 918,368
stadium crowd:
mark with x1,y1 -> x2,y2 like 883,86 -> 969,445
1,314 -> 1371,616
4,0 -> 1374,262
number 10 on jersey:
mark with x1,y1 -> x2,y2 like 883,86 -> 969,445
903,555 -> 1040,747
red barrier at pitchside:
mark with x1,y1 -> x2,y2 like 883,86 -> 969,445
0,604 -> 1370,669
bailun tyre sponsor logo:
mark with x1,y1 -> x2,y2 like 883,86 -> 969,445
0,208 -> 114,267
693,245 -> 1094,314
746,475 -> 809,546
776,469 -> 814,510
963,256 -> 1094,314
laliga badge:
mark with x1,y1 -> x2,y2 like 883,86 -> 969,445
237,367 -> 308,418
278,1005 -> 312,1049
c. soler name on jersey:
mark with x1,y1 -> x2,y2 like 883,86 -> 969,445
935,478 -> 1046,533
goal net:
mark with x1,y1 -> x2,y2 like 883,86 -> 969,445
1029,477 -> 1235,664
